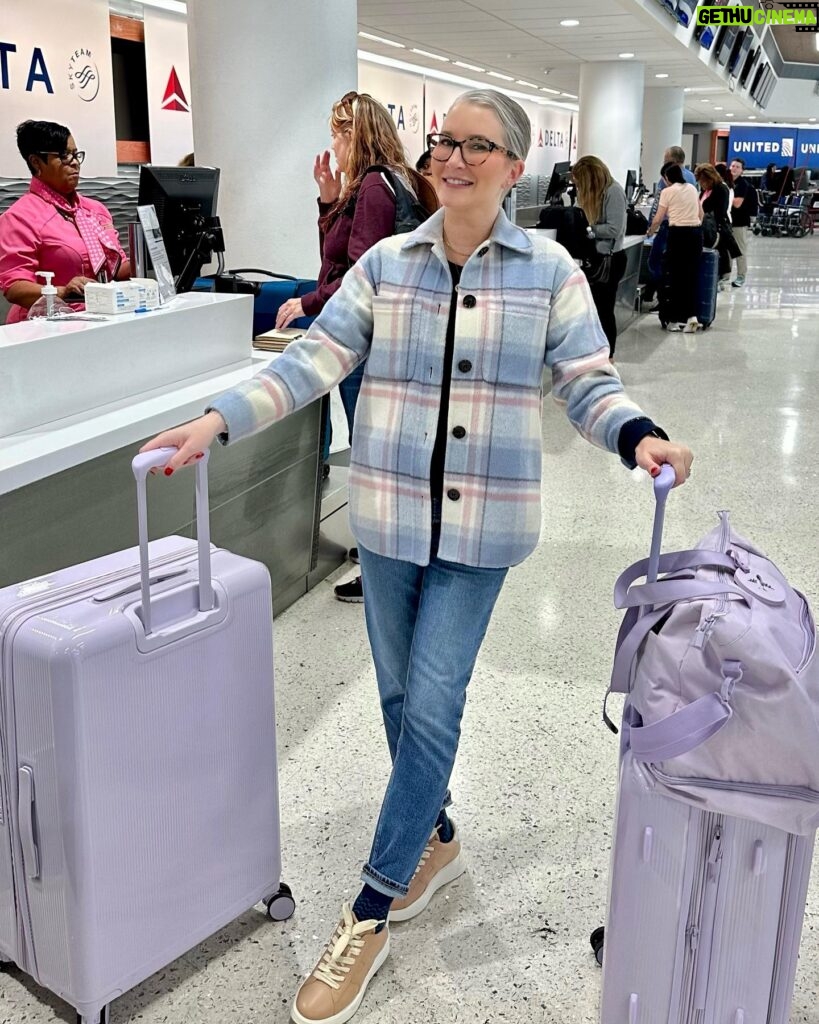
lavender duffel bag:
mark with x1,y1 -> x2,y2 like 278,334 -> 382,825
607,507 -> 819,835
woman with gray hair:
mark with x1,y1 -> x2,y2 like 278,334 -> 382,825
140,88 -> 692,1024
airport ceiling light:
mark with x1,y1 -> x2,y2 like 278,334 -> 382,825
358,32 -> 405,48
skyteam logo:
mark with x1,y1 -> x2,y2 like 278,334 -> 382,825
68,48 -> 99,102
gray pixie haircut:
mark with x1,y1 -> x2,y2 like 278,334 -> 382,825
449,89 -> 531,161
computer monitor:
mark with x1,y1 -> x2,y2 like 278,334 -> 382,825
750,61 -> 767,100
137,165 -> 222,293
739,45 -> 759,88
717,25 -> 739,67
545,161 -> 572,203
728,28 -> 752,76
625,169 -> 637,202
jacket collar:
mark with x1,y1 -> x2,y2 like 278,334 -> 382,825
400,207 -> 533,256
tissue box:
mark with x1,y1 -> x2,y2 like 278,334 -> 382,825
83,280 -> 161,314
84,282 -> 140,314
129,277 -> 161,310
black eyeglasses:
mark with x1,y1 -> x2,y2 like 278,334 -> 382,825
39,150 -> 85,166
427,133 -> 516,166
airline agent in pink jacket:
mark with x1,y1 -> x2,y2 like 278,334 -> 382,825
0,120 -> 129,324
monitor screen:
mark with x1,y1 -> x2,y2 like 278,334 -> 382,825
625,169 -> 637,202
739,45 -> 759,88
760,67 -> 777,108
545,161 -> 572,202
717,25 -> 739,67
137,165 -> 220,291
728,28 -> 752,75
750,61 -> 767,100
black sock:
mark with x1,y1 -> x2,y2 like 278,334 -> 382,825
352,885 -> 392,933
436,808 -> 455,843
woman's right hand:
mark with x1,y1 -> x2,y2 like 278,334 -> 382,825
58,276 -> 90,300
314,150 -> 342,204
138,411 -> 226,474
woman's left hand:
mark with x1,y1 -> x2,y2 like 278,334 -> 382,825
635,436 -> 694,488
275,297 -> 305,330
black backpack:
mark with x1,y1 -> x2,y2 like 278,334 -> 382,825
626,207 -> 649,235
742,181 -> 759,218
362,165 -> 432,234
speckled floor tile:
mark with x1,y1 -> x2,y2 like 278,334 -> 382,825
2,236 -> 818,1023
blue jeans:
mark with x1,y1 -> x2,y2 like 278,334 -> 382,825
357,546 -> 508,897
321,364 -> 365,461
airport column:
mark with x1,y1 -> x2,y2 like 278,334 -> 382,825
187,0 -> 358,276
642,87 -> 685,193
577,61 -> 645,187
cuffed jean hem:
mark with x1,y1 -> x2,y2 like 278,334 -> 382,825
361,864 -> 409,899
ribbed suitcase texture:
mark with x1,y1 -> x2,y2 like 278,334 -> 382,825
697,248 -> 719,328
0,492 -> 285,1019
601,753 -> 814,1024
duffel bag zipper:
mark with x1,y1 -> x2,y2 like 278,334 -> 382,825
691,511 -> 733,651
796,592 -> 816,674
649,764 -> 819,805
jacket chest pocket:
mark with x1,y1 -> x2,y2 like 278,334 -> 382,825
479,296 -> 550,388
366,295 -> 423,381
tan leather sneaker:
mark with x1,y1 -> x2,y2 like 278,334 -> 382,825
389,825 -> 465,923
291,903 -> 390,1024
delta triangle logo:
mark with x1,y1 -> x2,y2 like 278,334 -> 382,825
429,110 -> 439,133
162,67 -> 190,113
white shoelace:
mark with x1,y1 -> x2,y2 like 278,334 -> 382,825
312,903 -> 381,990
409,832 -> 437,881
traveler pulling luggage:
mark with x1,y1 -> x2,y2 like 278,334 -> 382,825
594,466 -> 817,1023
0,451 -> 294,1023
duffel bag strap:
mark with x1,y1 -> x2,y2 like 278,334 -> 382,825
613,549 -> 738,607
629,661 -> 743,762
619,578 -> 746,610
610,604 -> 676,695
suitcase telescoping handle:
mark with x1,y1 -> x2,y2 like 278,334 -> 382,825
647,464 -> 676,586
131,447 -> 214,636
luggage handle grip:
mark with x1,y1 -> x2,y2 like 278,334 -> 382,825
18,766 -> 39,880
131,448 -> 213,636
647,465 -> 676,587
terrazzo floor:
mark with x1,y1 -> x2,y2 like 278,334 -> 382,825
2,234 -> 818,1024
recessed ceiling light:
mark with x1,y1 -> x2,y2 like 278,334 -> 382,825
516,80 -> 539,88
748,115 -> 756,119
714,106 -> 723,110
619,53 -> 635,59
655,73 -> 669,78
701,99 -> 711,103
453,60 -> 485,72
358,32 -> 405,48
810,117 -> 817,122
726,113 -> 734,117
684,87 -> 691,92
561,92 -> 578,99
541,87 -> 561,94
560,19 -> 580,27
411,48 -> 448,62
488,70 -> 514,81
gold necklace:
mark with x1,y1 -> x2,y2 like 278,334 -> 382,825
442,229 -> 474,258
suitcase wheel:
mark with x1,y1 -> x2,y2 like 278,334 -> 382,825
590,925 -> 605,967
264,882 -> 296,922
76,1007 -> 110,1024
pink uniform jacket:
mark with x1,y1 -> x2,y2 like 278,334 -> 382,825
0,189 -> 128,324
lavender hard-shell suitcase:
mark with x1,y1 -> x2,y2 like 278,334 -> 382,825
595,467 -> 817,1023
696,247 -> 719,329
0,449 -> 294,1023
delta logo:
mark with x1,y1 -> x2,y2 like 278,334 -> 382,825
162,67 -> 189,112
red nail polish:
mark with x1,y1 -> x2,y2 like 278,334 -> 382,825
195,452 -> 204,459
164,467 -> 173,476
650,466 -> 660,477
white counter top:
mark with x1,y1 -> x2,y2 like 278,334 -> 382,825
1,292 -> 253,436
0,353 -> 272,495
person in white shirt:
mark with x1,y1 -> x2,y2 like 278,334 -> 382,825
647,162 -> 703,333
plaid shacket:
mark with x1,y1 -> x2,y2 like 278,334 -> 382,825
209,209 -> 649,569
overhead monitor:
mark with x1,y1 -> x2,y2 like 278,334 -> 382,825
739,45 -> 759,88
625,169 -> 638,202
728,28 -> 753,75
717,25 -> 740,67
545,161 -> 572,203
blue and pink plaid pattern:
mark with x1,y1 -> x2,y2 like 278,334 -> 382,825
210,209 -> 648,568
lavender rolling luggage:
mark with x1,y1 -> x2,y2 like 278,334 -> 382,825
0,450 -> 294,1023
596,467 -> 817,1024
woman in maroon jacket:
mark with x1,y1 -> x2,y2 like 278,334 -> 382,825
277,91 -> 437,602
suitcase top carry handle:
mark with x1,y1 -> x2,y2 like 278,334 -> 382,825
132,448 -> 214,635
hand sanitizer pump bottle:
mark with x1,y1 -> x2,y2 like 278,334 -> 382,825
28,271 -> 72,319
